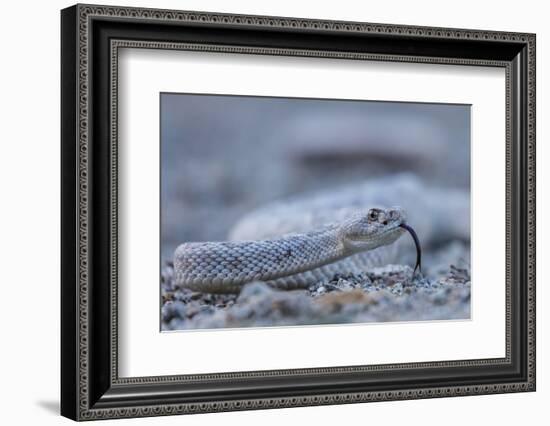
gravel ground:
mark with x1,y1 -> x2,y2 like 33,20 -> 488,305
161,242 -> 470,331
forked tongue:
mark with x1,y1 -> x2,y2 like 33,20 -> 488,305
399,223 -> 422,275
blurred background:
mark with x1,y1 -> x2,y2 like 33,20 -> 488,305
161,93 -> 470,261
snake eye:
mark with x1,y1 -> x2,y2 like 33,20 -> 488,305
368,209 -> 379,221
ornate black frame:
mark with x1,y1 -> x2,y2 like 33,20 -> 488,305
61,4 -> 536,421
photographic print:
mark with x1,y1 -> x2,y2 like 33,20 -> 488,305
160,93 -> 471,331
61,6 -> 535,418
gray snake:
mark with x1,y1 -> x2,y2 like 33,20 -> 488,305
173,174 -> 469,293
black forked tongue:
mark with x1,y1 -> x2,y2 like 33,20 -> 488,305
399,223 -> 422,275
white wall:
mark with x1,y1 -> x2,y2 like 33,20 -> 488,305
0,0 -> 546,424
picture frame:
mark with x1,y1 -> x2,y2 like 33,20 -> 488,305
60,3 -> 536,421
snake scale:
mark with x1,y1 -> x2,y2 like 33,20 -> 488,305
173,174 -> 470,294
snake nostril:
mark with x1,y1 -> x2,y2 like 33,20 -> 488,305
383,220 -> 388,225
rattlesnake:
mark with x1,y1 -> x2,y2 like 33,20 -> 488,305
173,174 -> 469,293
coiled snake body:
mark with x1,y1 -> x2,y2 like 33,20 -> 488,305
173,175 -> 469,294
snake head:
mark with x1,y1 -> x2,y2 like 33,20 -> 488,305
341,206 -> 422,274
341,207 -> 407,252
